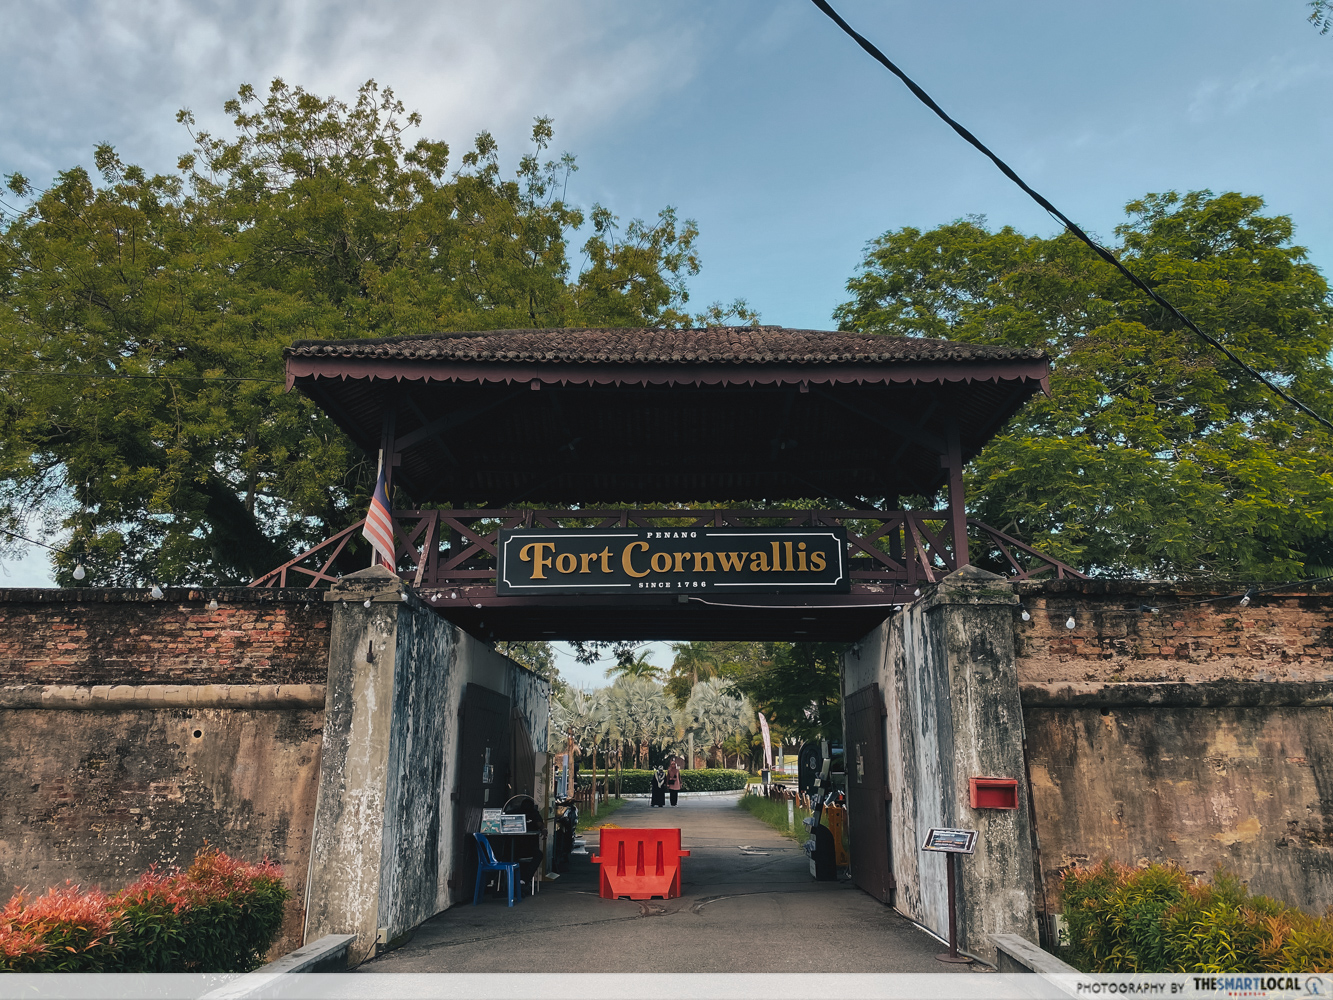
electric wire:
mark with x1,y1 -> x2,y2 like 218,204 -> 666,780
0,526 -> 74,556
808,0 -> 1333,434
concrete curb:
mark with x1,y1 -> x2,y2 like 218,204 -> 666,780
0,683 -> 327,710
609,788 -> 747,799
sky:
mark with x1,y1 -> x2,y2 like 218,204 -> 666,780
3,1 -> 1331,683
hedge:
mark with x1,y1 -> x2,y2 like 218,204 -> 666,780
0,848 -> 290,973
577,768 -> 747,794
1061,861 -> 1333,973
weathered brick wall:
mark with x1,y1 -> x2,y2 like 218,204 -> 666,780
1015,580 -> 1333,687
0,703 -> 323,958
0,588 -> 330,686
0,589 -> 333,958
1016,581 -> 1333,917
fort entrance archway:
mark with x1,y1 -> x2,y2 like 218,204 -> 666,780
255,325 -> 1080,965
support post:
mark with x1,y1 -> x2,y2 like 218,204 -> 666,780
937,853 -> 972,963
378,408 -> 397,500
943,423 -> 969,569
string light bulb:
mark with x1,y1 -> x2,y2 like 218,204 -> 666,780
72,563 -> 86,581
207,598 -> 219,611
1065,615 -> 1076,630
400,592 -> 409,602
913,588 -> 921,597
363,598 -> 372,608
150,584 -> 163,599
1020,607 -> 1031,622
1239,588 -> 1253,607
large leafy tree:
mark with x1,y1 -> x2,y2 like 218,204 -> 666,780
0,79 -> 754,585
730,642 -> 845,743
835,191 -> 1333,580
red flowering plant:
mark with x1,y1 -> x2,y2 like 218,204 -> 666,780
0,848 -> 290,973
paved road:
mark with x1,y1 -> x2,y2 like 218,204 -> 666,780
359,791 -> 970,974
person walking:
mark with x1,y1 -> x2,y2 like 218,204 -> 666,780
666,756 -> 682,807
650,766 -> 667,807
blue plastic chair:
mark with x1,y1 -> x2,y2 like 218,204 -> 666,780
472,832 -> 522,906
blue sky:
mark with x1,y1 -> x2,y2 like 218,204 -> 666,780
3,1 -> 1331,686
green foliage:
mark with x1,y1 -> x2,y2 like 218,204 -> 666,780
1311,0 -> 1332,34
730,641 -> 844,743
0,78 -> 754,586
574,795 -> 627,832
1061,861 -> 1333,973
836,192 -> 1333,580
577,767 -> 747,794
737,791 -> 812,841
0,848 -> 290,973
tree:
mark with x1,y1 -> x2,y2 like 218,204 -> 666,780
1311,0 -> 1332,33
604,649 -> 663,682
730,642 -> 844,744
606,677 -> 678,768
663,640 -> 757,707
548,686 -> 607,756
0,78 -> 756,586
683,679 -> 754,768
835,192 -> 1333,580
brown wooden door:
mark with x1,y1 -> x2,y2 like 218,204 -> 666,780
844,682 -> 895,904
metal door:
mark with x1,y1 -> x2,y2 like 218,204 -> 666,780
844,682 -> 895,903
452,684 -> 512,903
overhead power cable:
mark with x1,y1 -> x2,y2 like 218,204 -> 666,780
808,0 -> 1333,434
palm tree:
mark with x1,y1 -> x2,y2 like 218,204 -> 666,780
670,642 -> 720,686
607,677 -> 678,768
604,649 -> 664,682
685,679 -> 755,768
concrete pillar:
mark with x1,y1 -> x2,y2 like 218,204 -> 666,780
844,564 -> 1039,964
302,565 -> 550,966
304,566 -> 458,966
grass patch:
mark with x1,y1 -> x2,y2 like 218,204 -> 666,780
738,791 -> 812,841
576,796 -> 628,833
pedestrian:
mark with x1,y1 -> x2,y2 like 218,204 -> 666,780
650,765 -> 667,807
666,755 -> 682,807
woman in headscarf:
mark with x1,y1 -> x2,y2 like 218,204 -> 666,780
666,755 -> 682,807
650,765 -> 667,807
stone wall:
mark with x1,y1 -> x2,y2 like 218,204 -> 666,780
1016,581 -> 1333,918
304,568 -> 549,965
843,566 -> 1039,964
0,588 -> 330,958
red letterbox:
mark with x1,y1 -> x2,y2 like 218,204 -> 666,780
969,776 -> 1019,810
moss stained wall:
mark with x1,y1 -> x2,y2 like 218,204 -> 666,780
1017,582 -> 1333,917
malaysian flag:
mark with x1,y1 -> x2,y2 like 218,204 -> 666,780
362,462 -> 396,568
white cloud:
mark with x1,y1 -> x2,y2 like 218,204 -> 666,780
0,0 -> 701,179
1188,56 -> 1332,122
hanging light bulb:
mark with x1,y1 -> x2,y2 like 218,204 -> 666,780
150,584 -> 163,599
1065,615 -> 1076,630
207,598 -> 219,612
1020,608 -> 1031,622
913,588 -> 921,597
1239,589 -> 1253,607
363,598 -> 372,608
72,563 -> 86,581
400,591 -> 409,602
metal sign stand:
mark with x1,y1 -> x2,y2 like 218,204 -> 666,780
922,827 -> 978,965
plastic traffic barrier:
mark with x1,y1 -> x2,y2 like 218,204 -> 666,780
591,828 -> 690,900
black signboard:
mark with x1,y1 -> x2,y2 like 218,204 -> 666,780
496,526 -> 849,595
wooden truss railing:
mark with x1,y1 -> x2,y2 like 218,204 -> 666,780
249,508 -> 1086,591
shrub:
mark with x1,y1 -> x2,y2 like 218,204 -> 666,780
577,768 -> 747,794
1061,861 -> 1333,973
0,848 -> 290,974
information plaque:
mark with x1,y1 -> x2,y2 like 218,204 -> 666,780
921,828 -> 978,854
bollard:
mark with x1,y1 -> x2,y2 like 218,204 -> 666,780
787,797 -> 795,831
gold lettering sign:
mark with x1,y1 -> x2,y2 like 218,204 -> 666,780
497,527 -> 849,595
